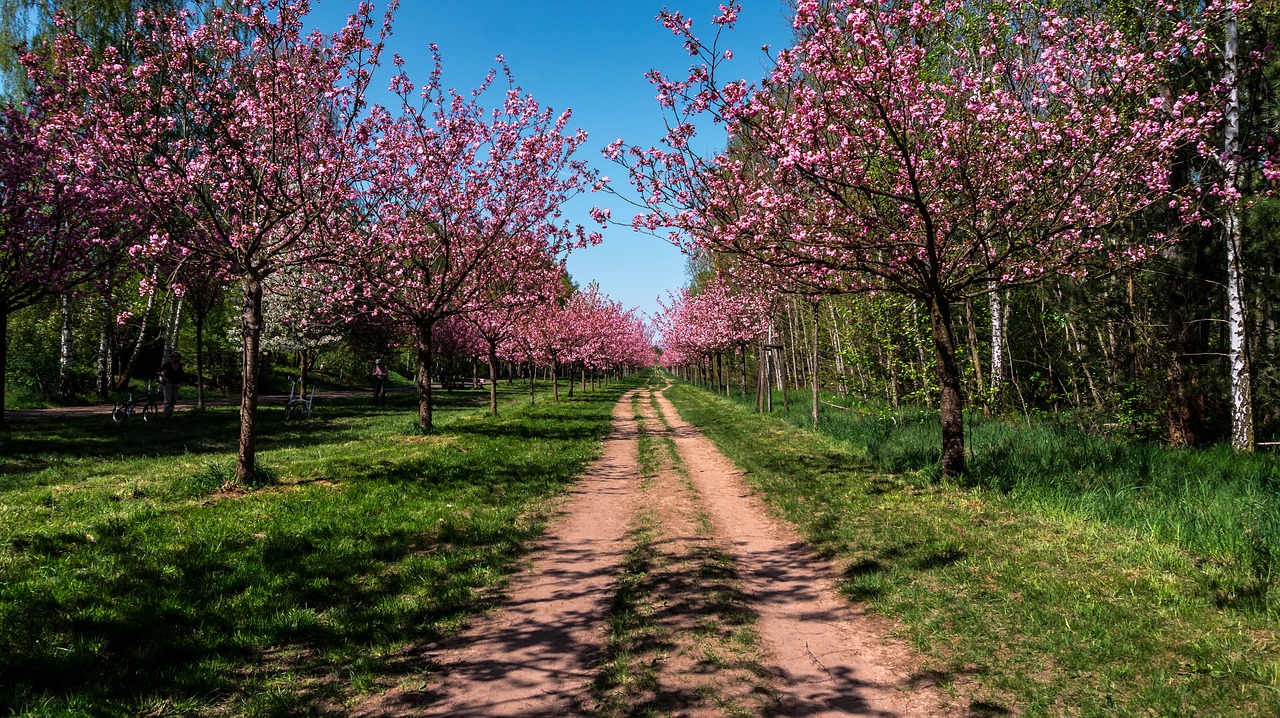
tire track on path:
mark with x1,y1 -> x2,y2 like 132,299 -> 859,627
649,385 -> 952,717
594,387 -> 775,717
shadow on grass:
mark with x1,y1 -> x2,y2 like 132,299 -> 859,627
0,388 -> 517,491
0,378 -> 645,716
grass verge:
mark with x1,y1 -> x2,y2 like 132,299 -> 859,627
0,376 -> 642,717
665,381 -> 1280,717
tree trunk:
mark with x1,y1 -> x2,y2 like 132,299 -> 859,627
165,292 -> 183,357
115,288 -> 156,392
828,302 -> 848,396
298,349 -> 314,397
757,341 -> 767,413
964,297 -> 985,396
195,310 -> 206,410
927,293 -> 966,478
415,320 -> 436,432
236,276 -> 265,483
989,283 -> 1005,404
96,297 -> 113,400
0,306 -> 9,430
552,359 -> 560,402
59,293 -> 74,398
1224,4 -> 1253,451
777,346 -> 789,414
488,343 -> 500,416
811,300 -> 820,428
786,301 -> 801,389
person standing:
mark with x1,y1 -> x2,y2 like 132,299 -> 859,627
372,355 -> 389,405
158,350 -> 185,417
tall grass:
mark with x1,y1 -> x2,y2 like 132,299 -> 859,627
735,388 -> 1280,613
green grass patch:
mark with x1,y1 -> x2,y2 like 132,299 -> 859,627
593,506 -> 666,717
735,387 -> 1280,614
664,382 -> 1280,716
0,376 -> 643,717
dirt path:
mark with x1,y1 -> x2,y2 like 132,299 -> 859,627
649,386 -> 950,717
351,384 -> 952,716
353,391 -> 644,717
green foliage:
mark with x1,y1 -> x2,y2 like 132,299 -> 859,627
0,0 -> 185,99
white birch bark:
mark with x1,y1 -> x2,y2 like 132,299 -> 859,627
59,293 -> 74,395
165,292 -> 184,359
97,306 -> 111,398
827,302 -> 848,395
1224,2 -> 1253,450
989,282 -> 1006,399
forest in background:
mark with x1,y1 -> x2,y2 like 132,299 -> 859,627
4,0 -> 1280,453
646,0 -> 1280,457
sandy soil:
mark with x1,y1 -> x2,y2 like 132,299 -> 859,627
355,383 -> 955,716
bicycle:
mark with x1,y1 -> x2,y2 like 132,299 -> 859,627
283,376 -> 315,420
111,380 -> 158,422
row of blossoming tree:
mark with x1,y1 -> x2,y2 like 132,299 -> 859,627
0,0 -> 659,483
617,0 -> 1278,477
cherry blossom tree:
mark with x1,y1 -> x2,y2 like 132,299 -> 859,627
0,100 -> 131,429
466,267 -> 563,416
257,269 -> 343,396
430,314 -> 485,389
47,0 -> 391,479
520,283 -> 652,400
657,275 -> 772,397
341,47 -> 598,432
519,295 -> 584,403
615,0 -> 1225,476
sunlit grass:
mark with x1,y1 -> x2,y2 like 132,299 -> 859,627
735,386 -> 1280,612
666,381 -> 1280,716
0,376 -> 643,717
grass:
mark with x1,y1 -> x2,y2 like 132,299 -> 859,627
741,387 -> 1280,614
0,376 -> 642,717
665,381 -> 1280,717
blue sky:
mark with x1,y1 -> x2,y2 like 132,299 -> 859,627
305,1 -> 794,324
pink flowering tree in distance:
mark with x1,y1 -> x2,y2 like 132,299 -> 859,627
612,0 -> 1226,476
465,265 -> 565,416
656,274 -> 771,395
566,283 -> 633,392
520,283 -> 651,401
46,0 -> 393,480
341,46 -> 599,432
430,314 -> 486,387
519,293 -> 585,403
